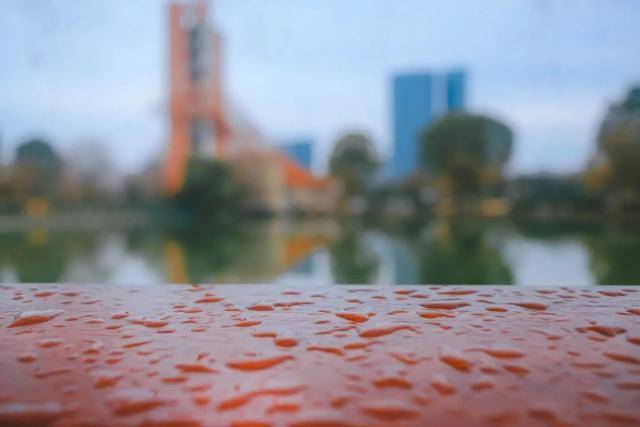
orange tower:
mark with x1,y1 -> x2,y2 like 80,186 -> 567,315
164,0 -> 229,194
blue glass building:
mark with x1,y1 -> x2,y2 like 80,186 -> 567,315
446,70 -> 466,111
390,69 -> 467,180
280,139 -> 313,171
391,73 -> 435,180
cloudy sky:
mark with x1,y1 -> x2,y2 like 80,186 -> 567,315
1,0 -> 639,175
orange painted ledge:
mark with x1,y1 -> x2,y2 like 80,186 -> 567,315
1,284 -> 639,427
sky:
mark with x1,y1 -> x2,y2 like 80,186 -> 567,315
1,0 -> 639,176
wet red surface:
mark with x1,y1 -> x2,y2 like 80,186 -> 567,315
1,284 -> 639,426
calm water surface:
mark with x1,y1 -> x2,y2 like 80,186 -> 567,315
1,219 -> 639,286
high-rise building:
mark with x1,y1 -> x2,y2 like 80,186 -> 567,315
390,69 -> 467,180
446,70 -> 466,111
164,0 -> 229,194
280,139 -> 313,171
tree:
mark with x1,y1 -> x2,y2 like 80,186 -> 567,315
329,132 -> 379,200
172,157 -> 242,224
12,138 -> 62,200
60,141 -> 117,206
596,85 -> 640,191
420,113 -> 513,200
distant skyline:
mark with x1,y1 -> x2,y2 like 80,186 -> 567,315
1,0 -> 639,175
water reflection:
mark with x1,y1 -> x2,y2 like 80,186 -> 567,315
0,229 -> 101,282
0,220 -> 639,285
583,223 -> 640,285
417,220 -> 513,285
329,222 -> 379,284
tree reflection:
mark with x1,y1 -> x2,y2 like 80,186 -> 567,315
329,223 -> 379,284
125,225 -> 247,283
126,221 -> 331,284
417,220 -> 513,284
583,224 -> 640,285
0,230 -> 100,282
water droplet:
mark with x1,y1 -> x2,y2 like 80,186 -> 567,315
175,363 -> 217,374
420,301 -> 470,310
267,402 -> 300,413
373,376 -> 412,389
274,338 -> 298,347
388,352 -> 430,365
192,392 -> 210,406
475,345 -> 525,359
234,320 -> 262,327
394,289 -> 416,295
16,353 -> 37,363
431,374 -> 456,395
130,319 -> 169,329
419,311 -> 454,319
360,399 -> 419,420
512,302 -> 548,310
616,381 -> 640,390
105,388 -> 168,416
161,375 -> 188,384
247,304 -> 273,311
307,346 -> 344,357
439,346 -> 473,372
218,383 -> 304,410
122,339 -> 152,349
577,325 -> 626,337
34,291 -> 56,298
8,309 -> 65,327
226,355 -> 294,371
582,389 -> 610,403
599,290 -> 625,297
335,312 -> 369,323
603,351 -> 640,365
471,377 -> 495,391
438,289 -> 477,296
504,364 -> 530,376
36,338 -> 65,348
358,324 -> 418,338
251,331 -> 277,338
627,336 -> 640,345
195,296 -> 224,304
91,370 -> 124,388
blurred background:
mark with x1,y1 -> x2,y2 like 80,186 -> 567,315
1,0 -> 639,285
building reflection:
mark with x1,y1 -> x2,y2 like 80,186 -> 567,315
156,220 -> 336,284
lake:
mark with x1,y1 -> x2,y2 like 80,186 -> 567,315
1,219 -> 639,286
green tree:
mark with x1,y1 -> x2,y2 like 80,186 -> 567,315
12,138 -> 62,199
596,85 -> 640,191
420,113 -> 513,200
173,157 -> 242,224
329,132 -> 379,199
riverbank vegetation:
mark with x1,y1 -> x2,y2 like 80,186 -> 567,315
1,85 -> 639,227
